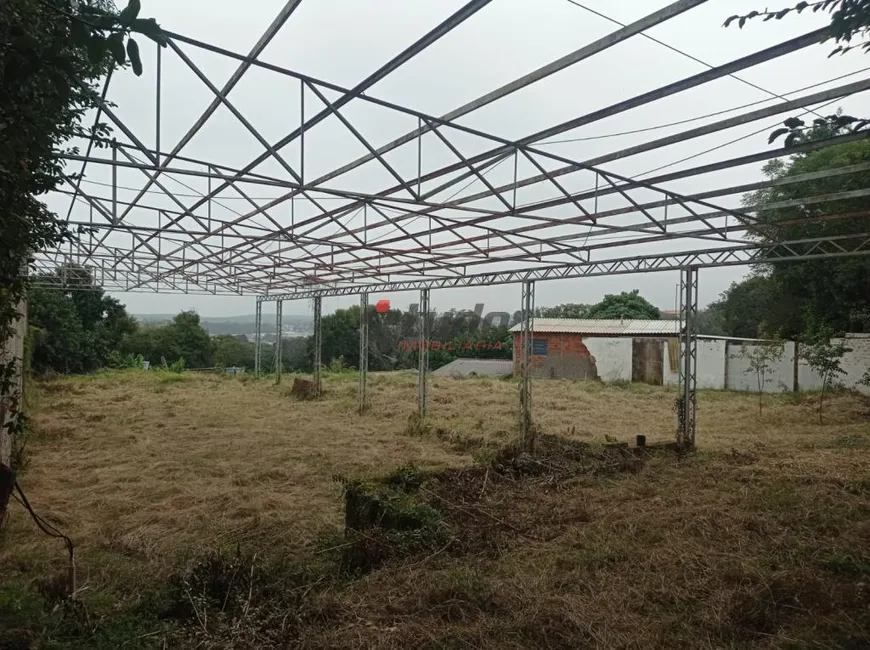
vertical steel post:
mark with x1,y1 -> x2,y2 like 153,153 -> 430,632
254,298 -> 263,377
678,267 -> 699,450
275,299 -> 283,384
594,173 -> 600,215
417,288 -> 430,418
417,117 -> 423,198
300,78 -> 305,185
207,165 -> 212,232
512,148 -> 519,214
664,194 -> 676,232
111,140 -> 118,223
519,280 -> 535,450
358,293 -> 369,414
156,42 -> 162,166
313,296 -> 322,396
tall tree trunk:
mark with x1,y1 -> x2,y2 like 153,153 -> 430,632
819,382 -> 826,425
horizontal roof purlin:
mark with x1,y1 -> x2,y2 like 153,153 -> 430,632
510,319 -> 681,336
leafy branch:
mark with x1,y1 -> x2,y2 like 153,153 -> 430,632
768,113 -> 870,146
725,1 -> 870,57
40,0 -> 166,76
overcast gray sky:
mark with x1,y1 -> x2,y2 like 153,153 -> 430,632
50,0 -> 870,317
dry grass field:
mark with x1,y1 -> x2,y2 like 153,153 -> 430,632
3,369 -> 870,649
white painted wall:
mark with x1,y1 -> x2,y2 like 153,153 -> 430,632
699,339 -> 728,390
725,341 -> 796,393
546,333 -> 868,394
797,335 -> 870,395
663,339 -> 728,389
584,337 -> 632,382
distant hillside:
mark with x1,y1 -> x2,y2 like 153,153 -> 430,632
133,313 -> 313,336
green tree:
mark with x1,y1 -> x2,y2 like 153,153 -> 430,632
211,335 -> 253,369
1,0 -> 164,484
748,135 -> 870,334
695,307 -> 727,336
708,275 -> 803,338
27,264 -> 136,374
171,311 -> 213,369
801,327 -> 851,424
740,325 -> 787,415
726,1 -> 870,57
28,286 -> 88,374
535,303 -> 590,318
585,290 -> 660,320
123,311 -> 213,369
726,3 -> 870,141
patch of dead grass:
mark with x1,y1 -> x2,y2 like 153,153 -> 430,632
3,371 -> 870,648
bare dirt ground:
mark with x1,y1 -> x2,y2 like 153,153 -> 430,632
2,369 -> 870,649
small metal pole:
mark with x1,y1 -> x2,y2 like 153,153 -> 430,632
254,298 -> 263,377
275,300 -> 283,384
512,148 -> 519,214
300,78 -> 305,185
157,211 -> 161,277
207,165 -> 212,232
156,42 -> 162,166
417,288 -> 430,418
664,194 -> 669,232
111,140 -> 118,223
358,293 -> 369,414
313,296 -> 322,396
594,173 -> 600,215
417,117 -> 423,198
519,280 -> 535,451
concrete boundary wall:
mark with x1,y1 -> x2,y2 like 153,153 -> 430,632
513,332 -> 870,394
0,300 -> 26,468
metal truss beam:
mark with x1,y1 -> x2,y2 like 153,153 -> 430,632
122,0 -> 492,279
219,181 -> 870,288
129,23 -> 824,285
157,135 -> 862,290
260,232 -> 870,301
162,0 -> 707,216
37,1 -> 870,306
112,0 -> 304,224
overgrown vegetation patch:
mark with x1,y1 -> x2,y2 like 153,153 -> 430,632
333,435 -> 650,575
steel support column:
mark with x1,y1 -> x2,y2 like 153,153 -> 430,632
358,293 -> 369,414
313,296 -> 322,396
254,298 -> 263,377
275,299 -> 283,384
678,267 -> 699,450
155,43 -> 162,166
417,288 -> 430,418
519,280 -> 535,450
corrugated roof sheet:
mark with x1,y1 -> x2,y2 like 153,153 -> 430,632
508,318 -> 681,336
431,358 -> 514,377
